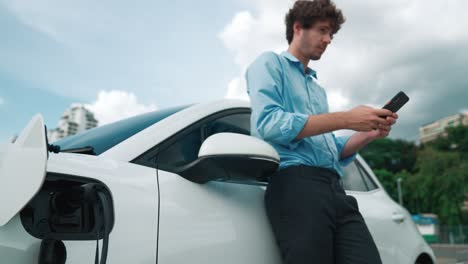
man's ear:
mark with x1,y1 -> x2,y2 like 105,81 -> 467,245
293,21 -> 302,37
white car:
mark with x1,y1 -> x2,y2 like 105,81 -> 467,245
1,99 -> 435,264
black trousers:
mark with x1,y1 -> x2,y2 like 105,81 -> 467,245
265,165 -> 382,264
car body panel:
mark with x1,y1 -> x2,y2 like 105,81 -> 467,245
0,115 -> 48,226
0,215 -> 41,263
349,189 -> 410,263
157,169 -> 282,264
47,153 -> 160,264
352,156 -> 435,263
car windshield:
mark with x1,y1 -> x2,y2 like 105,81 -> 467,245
53,105 -> 190,155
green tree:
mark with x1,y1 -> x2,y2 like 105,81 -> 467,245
405,147 -> 466,225
360,125 -> 468,225
429,125 -> 468,155
373,168 -> 411,204
373,169 -> 396,200
360,138 -> 417,173
447,125 -> 468,148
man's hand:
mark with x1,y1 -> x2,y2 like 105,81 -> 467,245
345,105 -> 393,131
339,112 -> 399,159
365,113 -> 398,139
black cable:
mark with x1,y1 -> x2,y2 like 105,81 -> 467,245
95,238 -> 99,264
92,190 -> 110,264
95,204 -> 100,264
98,191 -> 110,264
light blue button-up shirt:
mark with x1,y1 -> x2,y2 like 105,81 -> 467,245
246,51 -> 356,176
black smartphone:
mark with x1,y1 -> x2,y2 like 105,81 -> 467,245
382,91 -> 409,114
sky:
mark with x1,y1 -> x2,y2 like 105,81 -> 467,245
1,0 -> 467,143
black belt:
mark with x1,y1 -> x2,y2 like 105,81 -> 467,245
277,165 -> 340,184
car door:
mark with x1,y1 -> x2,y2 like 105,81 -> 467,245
148,111 -> 282,264
342,159 -> 414,263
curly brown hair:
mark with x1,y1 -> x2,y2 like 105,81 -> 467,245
285,0 -> 345,44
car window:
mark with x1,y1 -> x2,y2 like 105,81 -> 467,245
342,161 -> 368,192
356,162 -> 379,191
156,126 -> 203,169
54,105 -> 190,155
203,114 -> 250,138
157,113 -> 250,170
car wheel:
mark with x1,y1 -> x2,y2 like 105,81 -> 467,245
415,253 -> 433,264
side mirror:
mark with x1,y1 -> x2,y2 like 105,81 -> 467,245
174,133 -> 279,183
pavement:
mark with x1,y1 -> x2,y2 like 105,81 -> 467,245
432,244 -> 468,264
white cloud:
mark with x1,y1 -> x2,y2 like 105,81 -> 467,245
327,91 -> 350,112
219,1 -> 292,102
218,2 -> 292,68
225,77 -> 249,101
220,0 -> 468,139
0,97 -> 4,105
85,90 -> 157,126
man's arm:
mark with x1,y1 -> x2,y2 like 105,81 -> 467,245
340,114 -> 398,159
295,112 -> 348,139
339,132 -> 375,159
247,52 -> 310,149
295,106 -> 394,140
295,108 -> 398,160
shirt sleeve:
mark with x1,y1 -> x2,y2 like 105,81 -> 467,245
246,52 -> 308,149
333,134 -> 356,167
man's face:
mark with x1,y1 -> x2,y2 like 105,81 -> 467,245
298,20 -> 334,61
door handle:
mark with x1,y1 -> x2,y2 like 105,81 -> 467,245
392,212 -> 405,223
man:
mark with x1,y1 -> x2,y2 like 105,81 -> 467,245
245,0 -> 398,263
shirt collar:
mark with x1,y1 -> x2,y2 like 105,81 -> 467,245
280,51 -> 317,79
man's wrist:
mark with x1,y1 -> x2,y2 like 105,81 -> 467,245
333,111 -> 349,130
360,131 -> 378,144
